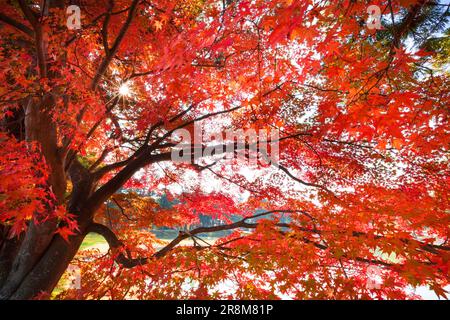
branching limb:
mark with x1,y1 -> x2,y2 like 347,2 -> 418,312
90,0 -> 140,90
0,13 -> 34,37
87,223 -> 147,268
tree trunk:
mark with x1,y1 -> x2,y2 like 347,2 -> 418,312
9,227 -> 87,299
0,0 -> 132,299
0,94 -> 94,299
0,202 -> 94,299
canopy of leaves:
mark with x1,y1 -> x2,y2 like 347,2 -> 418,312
0,0 -> 449,300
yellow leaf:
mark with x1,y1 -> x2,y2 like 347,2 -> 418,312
154,20 -> 163,31
392,138 -> 403,150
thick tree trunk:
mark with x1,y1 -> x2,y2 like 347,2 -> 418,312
0,94 -> 95,299
0,203 -> 94,299
0,94 -> 66,298
0,0 -> 137,299
0,232 -> 24,288
9,227 -> 87,299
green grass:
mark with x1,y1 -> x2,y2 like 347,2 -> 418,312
53,232 -> 220,297
52,233 -> 106,298
79,233 -> 107,250
80,231 -> 219,251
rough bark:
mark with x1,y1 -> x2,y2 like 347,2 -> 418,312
0,0 -> 143,299
0,95 -> 67,299
9,222 -> 89,299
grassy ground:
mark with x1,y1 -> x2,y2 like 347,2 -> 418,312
79,233 -> 107,250
53,231 -> 219,297
53,233 -> 106,298
53,235 -> 446,300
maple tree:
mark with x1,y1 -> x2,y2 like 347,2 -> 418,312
0,0 -> 449,300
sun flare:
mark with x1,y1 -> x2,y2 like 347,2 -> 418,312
118,82 -> 131,97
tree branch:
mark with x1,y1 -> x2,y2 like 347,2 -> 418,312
89,207 -> 449,271
18,0 -> 47,77
90,0 -> 140,89
0,13 -> 34,37
87,223 -> 147,268
85,151 -> 172,213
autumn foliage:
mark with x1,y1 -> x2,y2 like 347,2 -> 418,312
0,0 -> 449,300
